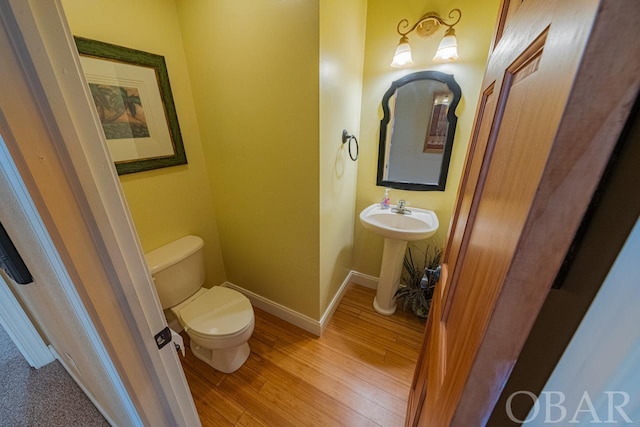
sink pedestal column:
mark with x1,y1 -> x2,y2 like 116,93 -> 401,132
373,238 -> 408,315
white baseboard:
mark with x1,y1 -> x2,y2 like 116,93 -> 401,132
222,282 -> 323,336
0,276 -> 55,369
223,271 -> 378,337
319,271 -> 354,335
349,271 -> 378,289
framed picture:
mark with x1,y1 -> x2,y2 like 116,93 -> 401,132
75,37 -> 187,175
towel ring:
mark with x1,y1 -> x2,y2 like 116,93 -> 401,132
341,129 -> 359,161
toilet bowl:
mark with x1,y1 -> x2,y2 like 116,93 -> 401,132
172,286 -> 254,373
145,235 -> 254,373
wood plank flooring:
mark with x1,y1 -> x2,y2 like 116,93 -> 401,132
180,284 -> 425,426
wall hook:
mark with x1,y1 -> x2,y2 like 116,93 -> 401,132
342,129 -> 359,161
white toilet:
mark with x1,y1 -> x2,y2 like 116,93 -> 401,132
145,235 -> 254,373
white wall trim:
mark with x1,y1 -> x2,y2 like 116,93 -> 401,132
1,1 -> 200,425
319,271 -> 356,335
0,274 -> 54,369
0,135 -> 142,425
224,270 -> 379,337
349,271 -> 379,289
524,218 -> 640,426
223,282 -> 323,336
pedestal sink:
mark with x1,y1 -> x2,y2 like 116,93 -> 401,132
359,203 -> 439,315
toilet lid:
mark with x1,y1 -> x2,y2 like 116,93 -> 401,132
180,287 -> 253,337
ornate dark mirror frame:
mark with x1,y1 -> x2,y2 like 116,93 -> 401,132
377,71 -> 461,191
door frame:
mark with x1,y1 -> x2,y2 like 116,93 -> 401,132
523,217 -> 640,426
0,1 -> 200,425
0,271 -> 54,369
0,134 -> 141,425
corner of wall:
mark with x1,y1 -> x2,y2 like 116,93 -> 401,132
319,0 -> 369,315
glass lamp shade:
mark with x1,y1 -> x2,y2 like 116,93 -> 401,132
391,36 -> 413,68
433,27 -> 459,62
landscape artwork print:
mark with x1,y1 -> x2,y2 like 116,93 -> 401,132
89,83 -> 150,140
75,36 -> 187,175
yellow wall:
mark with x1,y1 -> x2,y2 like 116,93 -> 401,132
62,0 -> 500,321
319,0 -> 368,314
175,0 -> 322,318
61,0 -> 226,286
353,0 -> 501,276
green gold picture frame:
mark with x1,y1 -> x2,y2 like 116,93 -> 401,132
75,37 -> 187,175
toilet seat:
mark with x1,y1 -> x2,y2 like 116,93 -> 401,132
179,286 -> 253,338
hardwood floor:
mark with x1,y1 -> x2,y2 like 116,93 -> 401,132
180,283 -> 425,427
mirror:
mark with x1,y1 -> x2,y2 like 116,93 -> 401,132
377,71 -> 461,191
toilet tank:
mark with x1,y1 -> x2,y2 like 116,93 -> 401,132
144,235 -> 205,309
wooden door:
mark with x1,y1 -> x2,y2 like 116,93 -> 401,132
406,0 -> 640,425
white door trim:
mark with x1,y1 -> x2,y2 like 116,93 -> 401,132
524,218 -> 640,426
1,1 -> 200,425
0,271 -> 54,369
0,135 -> 142,425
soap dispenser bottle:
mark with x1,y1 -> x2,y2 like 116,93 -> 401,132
381,189 -> 390,209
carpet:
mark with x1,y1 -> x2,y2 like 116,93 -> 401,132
0,325 -> 109,426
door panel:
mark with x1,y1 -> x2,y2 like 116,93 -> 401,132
446,28 -> 551,371
407,0 -> 640,425
494,0 -> 526,48
442,84 -> 496,321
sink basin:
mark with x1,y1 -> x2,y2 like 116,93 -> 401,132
359,203 -> 439,241
359,203 -> 439,316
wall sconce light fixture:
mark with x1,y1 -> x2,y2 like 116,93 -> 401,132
391,8 -> 462,67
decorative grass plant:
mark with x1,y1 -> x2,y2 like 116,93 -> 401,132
395,244 -> 443,319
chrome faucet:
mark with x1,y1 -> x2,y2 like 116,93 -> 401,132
392,199 -> 412,215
